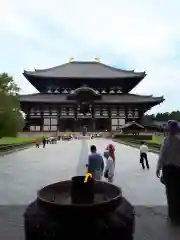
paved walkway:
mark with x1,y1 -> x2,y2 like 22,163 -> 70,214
0,139 -> 179,239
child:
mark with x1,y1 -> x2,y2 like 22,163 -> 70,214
103,151 -> 115,183
140,141 -> 149,169
35,139 -> 40,148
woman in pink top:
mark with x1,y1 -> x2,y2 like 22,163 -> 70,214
106,144 -> 116,164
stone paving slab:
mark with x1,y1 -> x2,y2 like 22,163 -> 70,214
0,140 -> 81,204
0,138 -> 179,239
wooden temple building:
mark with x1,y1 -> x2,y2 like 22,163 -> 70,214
19,60 -> 164,132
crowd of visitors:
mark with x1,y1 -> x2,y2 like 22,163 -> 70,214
34,120 -> 180,226
86,119 -> 180,226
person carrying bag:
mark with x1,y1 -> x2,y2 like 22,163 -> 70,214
103,151 -> 114,183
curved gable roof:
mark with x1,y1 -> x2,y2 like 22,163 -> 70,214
24,61 -> 146,79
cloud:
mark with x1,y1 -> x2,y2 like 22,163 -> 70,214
0,0 -> 180,113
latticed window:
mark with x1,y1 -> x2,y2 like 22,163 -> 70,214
69,108 -> 74,115
119,109 -> 125,117
94,106 -> 101,116
51,108 -> 57,115
43,108 -> 50,115
134,109 -> 139,117
51,118 -> 57,125
102,107 -> 108,116
30,108 -> 38,115
111,107 -> 117,116
44,118 -> 50,125
128,109 -> 133,118
61,108 -> 67,115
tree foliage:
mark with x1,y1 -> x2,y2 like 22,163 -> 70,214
146,111 -> 180,122
0,73 -> 24,138
0,73 -> 20,95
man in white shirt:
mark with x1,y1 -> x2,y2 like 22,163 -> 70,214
140,142 -> 149,169
156,120 -> 180,225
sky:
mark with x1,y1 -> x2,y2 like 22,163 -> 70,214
0,0 -> 179,114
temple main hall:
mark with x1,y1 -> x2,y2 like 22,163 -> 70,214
19,59 -> 164,132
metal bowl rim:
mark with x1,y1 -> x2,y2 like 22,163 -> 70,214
37,180 -> 122,208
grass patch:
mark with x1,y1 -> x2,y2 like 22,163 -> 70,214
0,136 -> 44,153
146,135 -> 163,145
0,136 -> 43,145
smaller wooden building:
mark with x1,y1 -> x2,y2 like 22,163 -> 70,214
121,121 -> 144,135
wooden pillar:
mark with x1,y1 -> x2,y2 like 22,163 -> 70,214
26,106 -> 30,132
138,107 -> 144,123
92,119 -> 96,132
24,112 -> 30,132
74,105 -> 78,132
132,107 -> 135,122
40,106 -> 43,132
108,106 -> 111,132
125,106 -> 128,123
57,107 -> 61,132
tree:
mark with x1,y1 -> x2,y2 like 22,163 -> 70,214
0,73 -> 24,138
146,111 -> 180,122
0,73 -> 20,95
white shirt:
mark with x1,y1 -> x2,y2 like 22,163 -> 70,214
105,156 -> 114,178
157,133 -> 180,170
140,144 -> 149,154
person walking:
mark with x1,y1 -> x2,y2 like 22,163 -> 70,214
86,145 -> 104,180
156,120 -> 180,225
42,137 -> 46,148
103,151 -> 115,183
106,144 -> 116,165
140,141 -> 149,169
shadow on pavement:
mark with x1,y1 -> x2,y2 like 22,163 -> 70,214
0,205 -> 180,240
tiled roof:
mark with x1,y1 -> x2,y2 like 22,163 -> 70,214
23,61 -> 146,79
19,93 -> 164,104
122,121 -> 144,129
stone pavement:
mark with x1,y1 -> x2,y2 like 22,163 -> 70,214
0,139 -> 179,239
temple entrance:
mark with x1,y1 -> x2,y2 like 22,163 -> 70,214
75,119 -> 92,132
95,119 -> 110,132
58,118 -> 111,132
59,119 -> 74,132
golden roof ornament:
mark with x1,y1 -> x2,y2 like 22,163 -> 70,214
68,58 -> 74,62
94,57 -> 100,62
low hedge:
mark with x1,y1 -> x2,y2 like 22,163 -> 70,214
0,137 -> 44,152
116,138 -> 161,150
113,134 -> 152,140
0,142 -> 31,151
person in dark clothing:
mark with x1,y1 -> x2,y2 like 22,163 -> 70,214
139,142 -> 149,169
35,140 -> 40,148
86,145 -> 104,180
42,137 -> 46,148
156,120 -> 180,225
